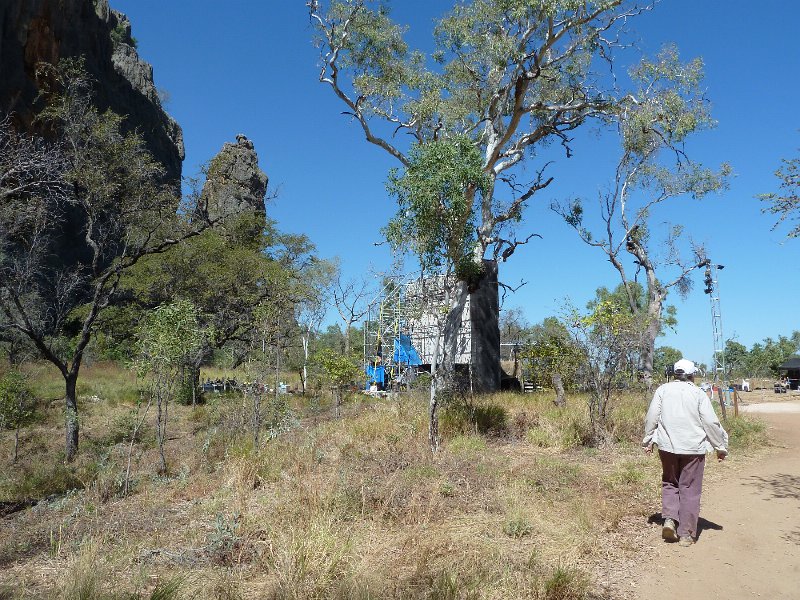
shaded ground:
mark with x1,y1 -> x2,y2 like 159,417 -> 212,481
636,401 -> 800,600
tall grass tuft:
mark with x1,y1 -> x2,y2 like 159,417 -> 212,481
58,540 -> 102,600
0,459 -> 82,501
542,565 -> 590,600
440,396 -> 508,437
59,538 -> 186,599
147,578 -> 185,600
265,515 -> 354,599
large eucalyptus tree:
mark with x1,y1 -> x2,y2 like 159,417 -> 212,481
554,47 -> 729,387
310,0 -> 661,446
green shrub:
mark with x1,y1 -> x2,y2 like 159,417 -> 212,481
174,380 -> 195,406
207,512 -> 242,567
441,397 -> 508,437
726,415 -> 768,450
105,409 -> 149,445
503,515 -> 533,539
0,370 -> 36,461
0,460 -> 82,501
110,23 -> 138,49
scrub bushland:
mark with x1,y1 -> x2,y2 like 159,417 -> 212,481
0,362 -> 769,599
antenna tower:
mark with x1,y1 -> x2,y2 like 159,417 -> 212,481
702,260 -> 726,382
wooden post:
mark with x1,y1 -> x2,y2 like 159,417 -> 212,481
733,388 -> 741,418
716,385 -> 728,421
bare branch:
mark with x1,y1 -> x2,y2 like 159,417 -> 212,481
312,2 -> 410,166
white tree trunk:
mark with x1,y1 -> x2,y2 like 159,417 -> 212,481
302,333 -> 309,395
429,280 -> 469,452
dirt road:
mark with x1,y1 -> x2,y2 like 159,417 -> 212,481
636,401 -> 800,600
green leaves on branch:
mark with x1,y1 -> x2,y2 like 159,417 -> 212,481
384,136 -> 490,274
579,299 -> 640,337
624,45 -> 711,154
566,298 -> 646,440
760,153 -> 800,238
0,370 -> 35,432
617,45 -> 730,204
589,282 -> 677,333
519,317 -> 583,387
135,300 -> 206,375
316,348 -> 362,387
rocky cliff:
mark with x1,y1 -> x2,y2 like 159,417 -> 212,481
0,0 -> 183,182
201,134 -> 268,228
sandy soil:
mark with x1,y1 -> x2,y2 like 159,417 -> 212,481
635,401 -> 800,600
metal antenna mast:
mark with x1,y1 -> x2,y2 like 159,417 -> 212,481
702,260 -> 726,382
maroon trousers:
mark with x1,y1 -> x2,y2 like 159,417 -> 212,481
659,450 -> 706,538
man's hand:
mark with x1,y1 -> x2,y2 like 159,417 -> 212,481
716,449 -> 728,462
644,443 -> 653,455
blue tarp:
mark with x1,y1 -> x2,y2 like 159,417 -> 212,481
393,334 -> 422,366
365,364 -> 385,386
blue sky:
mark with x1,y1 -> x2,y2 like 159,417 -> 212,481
113,0 -> 799,367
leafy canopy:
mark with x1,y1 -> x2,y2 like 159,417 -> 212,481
316,348 -> 363,387
520,316 -> 584,387
313,0 -> 650,264
384,136 -> 490,275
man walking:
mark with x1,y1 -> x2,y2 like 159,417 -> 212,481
643,358 -> 729,546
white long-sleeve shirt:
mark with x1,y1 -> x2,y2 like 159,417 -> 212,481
642,380 -> 729,455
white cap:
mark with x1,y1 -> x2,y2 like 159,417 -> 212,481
674,358 -> 697,375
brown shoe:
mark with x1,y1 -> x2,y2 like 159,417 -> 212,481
662,518 -> 678,542
678,536 -> 694,547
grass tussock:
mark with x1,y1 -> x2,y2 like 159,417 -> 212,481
542,565 -> 590,600
0,362 -> 773,599
726,414 -> 769,450
55,538 -> 185,600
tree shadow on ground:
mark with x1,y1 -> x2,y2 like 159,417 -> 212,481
647,513 -> 722,540
745,473 -> 800,502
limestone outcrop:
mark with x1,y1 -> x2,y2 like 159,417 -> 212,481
0,0 -> 183,182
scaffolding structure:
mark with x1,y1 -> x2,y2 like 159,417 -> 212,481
362,276 -> 471,386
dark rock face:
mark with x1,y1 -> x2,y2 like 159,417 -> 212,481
201,134 -> 268,225
470,260 -> 501,393
0,0 -> 183,183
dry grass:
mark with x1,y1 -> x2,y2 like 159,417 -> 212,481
0,363 -> 771,599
